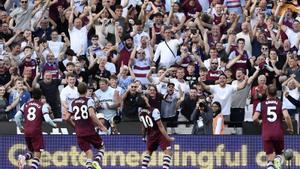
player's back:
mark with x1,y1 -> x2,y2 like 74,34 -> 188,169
139,108 -> 160,135
23,100 -> 44,136
261,98 -> 284,140
71,97 -> 96,136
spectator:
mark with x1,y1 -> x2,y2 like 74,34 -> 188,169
146,84 -> 163,111
191,96 -> 213,135
122,81 -> 143,121
231,67 -> 259,127
32,71 -> 66,118
212,101 -> 224,135
95,78 -> 121,133
282,76 -> 300,118
68,2 -> 94,55
153,26 -> 183,69
161,82 -> 184,134
60,73 -> 79,119
180,87 -> 198,121
9,0 -> 38,30
8,77 -> 31,120
0,85 -> 8,121
199,73 -> 247,119
251,74 -> 268,114
117,65 -> 135,92
129,47 -> 151,86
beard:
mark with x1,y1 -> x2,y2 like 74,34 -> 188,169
125,43 -> 132,49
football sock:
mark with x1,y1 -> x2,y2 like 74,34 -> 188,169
142,154 -> 151,169
163,155 -> 172,169
94,148 -> 105,165
86,159 -> 93,169
267,160 -> 274,169
25,152 -> 33,160
30,157 -> 40,169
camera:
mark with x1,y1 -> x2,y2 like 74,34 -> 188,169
198,102 -> 206,108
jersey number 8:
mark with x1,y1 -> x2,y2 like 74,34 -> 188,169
140,115 -> 153,128
73,105 -> 88,120
27,107 -> 37,121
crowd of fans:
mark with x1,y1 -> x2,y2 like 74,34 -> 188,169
0,0 -> 299,135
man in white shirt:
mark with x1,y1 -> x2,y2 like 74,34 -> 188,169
153,26 -> 182,68
236,22 -> 252,55
199,74 -> 247,117
68,4 -> 94,55
130,20 -> 150,46
60,73 -> 79,119
47,31 -> 70,59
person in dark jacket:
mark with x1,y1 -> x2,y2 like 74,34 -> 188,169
191,97 -> 213,135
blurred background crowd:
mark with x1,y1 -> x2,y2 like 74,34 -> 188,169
0,0 -> 299,135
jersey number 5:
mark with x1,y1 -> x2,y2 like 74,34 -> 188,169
140,115 -> 153,128
267,106 -> 277,122
73,105 -> 88,120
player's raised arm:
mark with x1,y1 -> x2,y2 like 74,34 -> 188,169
282,109 -> 294,134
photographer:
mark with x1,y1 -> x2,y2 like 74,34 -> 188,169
190,97 -> 213,135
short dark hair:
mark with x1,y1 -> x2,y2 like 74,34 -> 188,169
237,38 -> 245,43
77,82 -> 87,95
236,68 -> 245,74
31,88 -> 42,100
66,62 -> 75,67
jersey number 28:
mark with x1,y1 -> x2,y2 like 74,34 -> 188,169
267,106 -> 277,122
73,105 -> 88,120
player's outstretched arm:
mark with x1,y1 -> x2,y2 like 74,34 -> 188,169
89,108 -> 108,133
42,104 -> 57,128
43,114 -> 57,128
283,109 -> 294,134
156,120 -> 174,142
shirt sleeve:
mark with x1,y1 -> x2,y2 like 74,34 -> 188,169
42,104 -> 50,115
60,89 -> 66,102
152,108 -> 161,121
228,51 -> 236,60
87,98 -> 95,109
255,103 -> 261,113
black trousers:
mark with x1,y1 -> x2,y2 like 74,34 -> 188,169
230,108 -> 245,127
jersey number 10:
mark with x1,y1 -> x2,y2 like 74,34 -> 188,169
140,115 -> 154,128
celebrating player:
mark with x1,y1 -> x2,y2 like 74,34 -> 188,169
139,96 -> 175,169
14,88 -> 57,169
65,82 -> 108,169
253,85 -> 294,169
